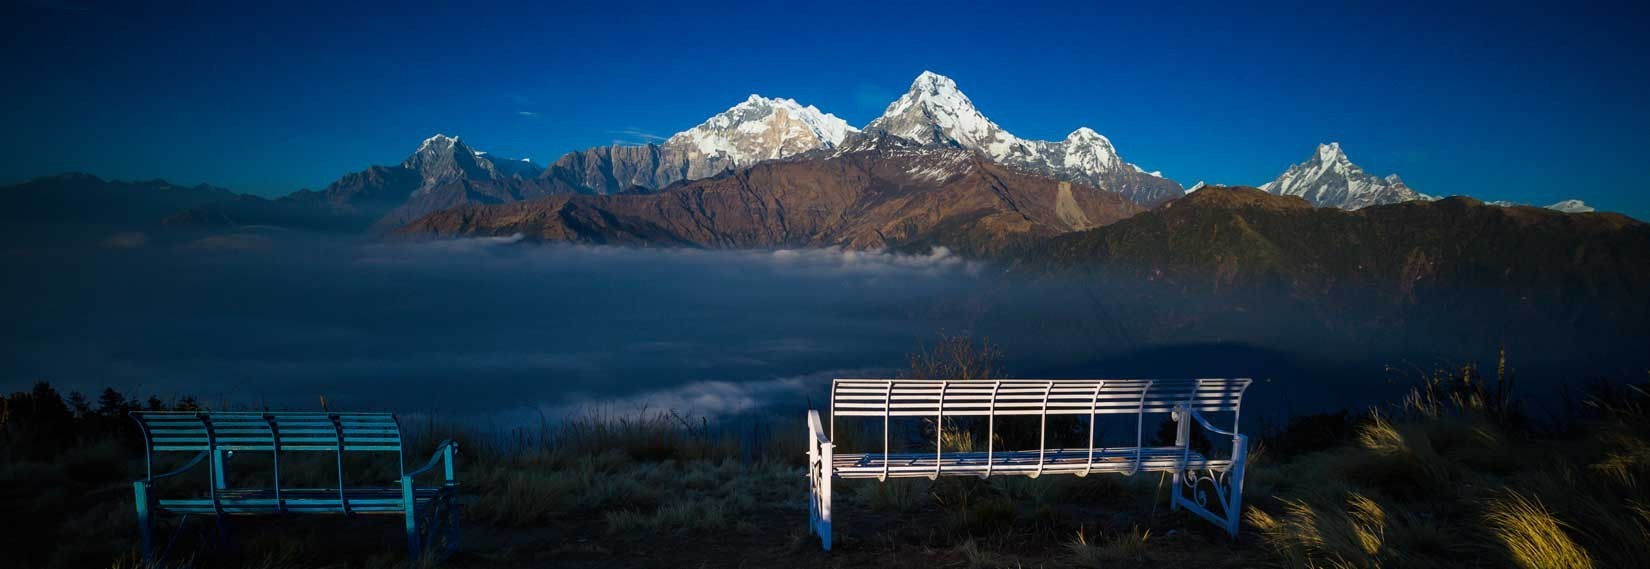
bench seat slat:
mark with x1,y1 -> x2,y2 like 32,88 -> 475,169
152,442 -> 405,448
154,488 -> 446,514
831,407 -> 1236,417
829,447 -> 1230,479
832,399 -> 1233,409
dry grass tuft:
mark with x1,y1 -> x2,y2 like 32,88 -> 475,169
1247,491 -> 1451,568
1065,526 -> 1151,566
1482,490 -> 1594,569
1065,528 -> 1104,568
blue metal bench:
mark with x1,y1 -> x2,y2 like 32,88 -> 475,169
130,411 -> 459,561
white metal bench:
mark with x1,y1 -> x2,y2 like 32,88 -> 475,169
806,378 -> 1251,550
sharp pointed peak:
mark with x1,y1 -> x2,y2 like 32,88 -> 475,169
1315,141 -> 1347,161
415,134 -> 477,158
420,133 -> 460,147
911,70 -> 959,91
1065,127 -> 1109,142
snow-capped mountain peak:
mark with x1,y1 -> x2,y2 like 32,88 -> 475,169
417,133 -> 461,151
1316,141 -> 1348,163
1486,198 -> 1598,213
1060,127 -> 1121,172
1066,126 -> 1104,141
1546,199 -> 1595,213
861,72 -> 1183,206
866,71 -> 1017,155
402,133 -> 543,182
402,133 -> 489,181
1261,142 -> 1426,209
666,94 -> 858,166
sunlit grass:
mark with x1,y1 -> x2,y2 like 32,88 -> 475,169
1483,491 -> 1593,569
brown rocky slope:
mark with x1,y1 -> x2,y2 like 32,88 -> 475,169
393,139 -> 1144,256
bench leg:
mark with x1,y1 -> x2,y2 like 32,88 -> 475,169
1170,470 -> 1181,512
214,514 -> 234,552
1170,435 -> 1248,537
818,470 -> 832,551
1170,410 -> 1190,512
402,476 -> 421,560
1225,440 -> 1248,536
133,482 -> 153,563
445,491 -> 462,558
807,419 -> 833,551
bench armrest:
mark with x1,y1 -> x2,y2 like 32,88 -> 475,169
1182,408 -> 1240,437
807,410 -> 831,446
406,440 -> 459,480
141,450 -> 210,483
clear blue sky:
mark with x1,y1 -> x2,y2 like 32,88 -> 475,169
3,0 -> 1647,218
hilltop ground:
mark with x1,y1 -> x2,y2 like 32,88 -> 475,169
3,343 -> 1647,568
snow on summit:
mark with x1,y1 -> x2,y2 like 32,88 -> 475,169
1261,142 -> 1430,209
866,70 -> 1019,156
668,94 -> 857,166
864,71 -> 1184,206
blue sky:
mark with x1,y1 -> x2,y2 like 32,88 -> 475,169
3,0 -> 1647,218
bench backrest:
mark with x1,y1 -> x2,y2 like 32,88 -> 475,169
132,411 -> 404,453
830,378 -> 1250,438
132,411 -> 407,483
831,378 -> 1249,417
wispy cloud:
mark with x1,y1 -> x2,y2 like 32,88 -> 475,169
608,127 -> 668,145
536,369 -> 885,421
516,110 -> 539,118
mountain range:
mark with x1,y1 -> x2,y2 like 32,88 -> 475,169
0,71 -> 1616,255
1007,185 -> 1649,359
393,135 -> 1142,255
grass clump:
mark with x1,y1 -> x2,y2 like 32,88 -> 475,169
1483,490 -> 1593,569
468,470 -> 579,526
1067,525 -> 1152,566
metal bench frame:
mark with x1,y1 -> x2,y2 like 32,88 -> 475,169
807,378 -> 1251,550
130,411 -> 459,562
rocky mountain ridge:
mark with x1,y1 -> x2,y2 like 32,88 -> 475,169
392,136 -> 1144,256
860,71 -> 1183,206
